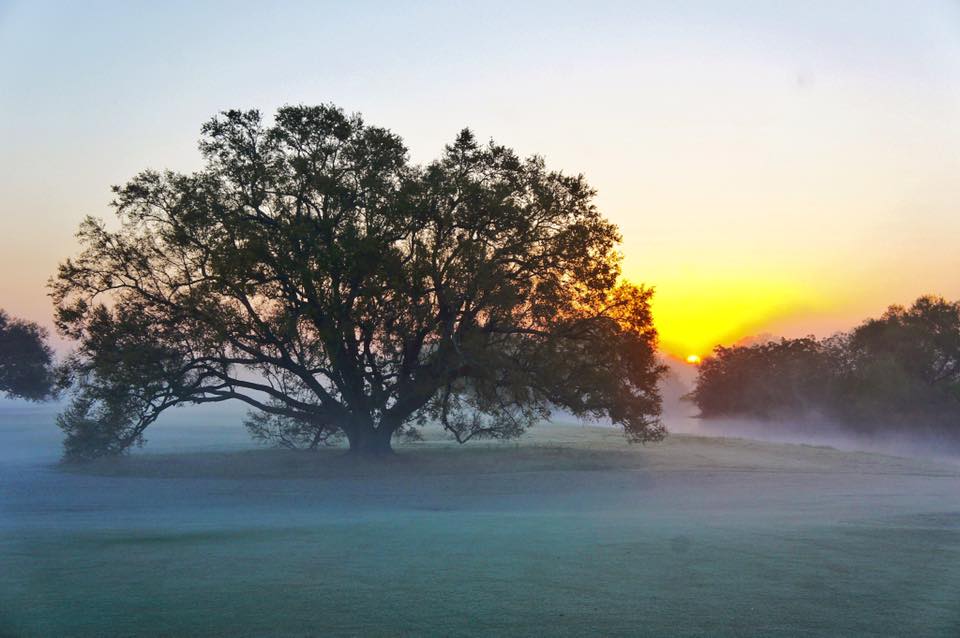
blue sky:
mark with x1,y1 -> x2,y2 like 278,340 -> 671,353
2,0 -> 959,354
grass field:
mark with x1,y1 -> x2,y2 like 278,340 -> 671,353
2,405 -> 960,636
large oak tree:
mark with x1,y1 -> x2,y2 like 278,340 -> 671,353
53,105 -> 664,459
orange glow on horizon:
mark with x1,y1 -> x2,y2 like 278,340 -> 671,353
633,268 -> 832,360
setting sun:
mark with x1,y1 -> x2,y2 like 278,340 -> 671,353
3,3 -> 960,636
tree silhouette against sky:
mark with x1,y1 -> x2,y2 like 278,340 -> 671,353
53,105 -> 664,459
0,310 -> 56,402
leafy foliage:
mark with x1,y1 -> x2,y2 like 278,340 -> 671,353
57,387 -> 147,460
53,104 -> 664,458
690,336 -> 843,419
0,310 -> 56,401
690,296 -> 960,430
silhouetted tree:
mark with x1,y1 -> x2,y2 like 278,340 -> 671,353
842,295 -> 960,421
53,104 -> 664,459
0,310 -> 56,401
689,295 -> 960,431
689,337 -> 839,418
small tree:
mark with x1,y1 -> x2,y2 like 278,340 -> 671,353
53,104 -> 665,459
0,310 -> 56,401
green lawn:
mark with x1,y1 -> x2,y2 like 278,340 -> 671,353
2,414 -> 960,637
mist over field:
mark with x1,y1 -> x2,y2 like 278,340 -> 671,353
660,362 -> 960,462
3,400 -> 960,637
672,414 -> 960,462
2,3 -> 960,635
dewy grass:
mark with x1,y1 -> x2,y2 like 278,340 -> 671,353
2,416 -> 960,637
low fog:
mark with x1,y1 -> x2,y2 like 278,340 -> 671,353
3,399 -> 960,636
2,321 -> 958,636
670,413 -> 960,463
658,355 -> 960,463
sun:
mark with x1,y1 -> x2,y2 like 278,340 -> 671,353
685,354 -> 702,365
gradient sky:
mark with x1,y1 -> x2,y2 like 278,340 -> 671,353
2,0 -> 959,358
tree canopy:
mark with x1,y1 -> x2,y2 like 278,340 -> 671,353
53,104 -> 664,459
689,336 -> 842,419
689,295 -> 960,430
0,310 -> 56,401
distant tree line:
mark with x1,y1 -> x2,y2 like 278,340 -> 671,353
689,296 -> 960,430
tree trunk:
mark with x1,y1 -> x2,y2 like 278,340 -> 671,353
345,425 -> 394,456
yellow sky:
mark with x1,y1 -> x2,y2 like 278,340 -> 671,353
1,2 -> 959,357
